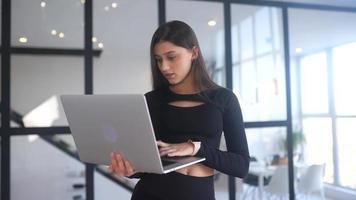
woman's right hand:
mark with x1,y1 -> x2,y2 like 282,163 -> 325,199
108,152 -> 135,177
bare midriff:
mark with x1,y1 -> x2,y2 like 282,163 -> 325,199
175,163 -> 214,177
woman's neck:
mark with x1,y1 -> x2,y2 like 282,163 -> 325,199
169,84 -> 198,95
169,73 -> 199,95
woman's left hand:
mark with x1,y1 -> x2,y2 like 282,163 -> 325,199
157,140 -> 195,157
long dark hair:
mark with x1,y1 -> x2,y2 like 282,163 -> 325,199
150,20 -> 219,92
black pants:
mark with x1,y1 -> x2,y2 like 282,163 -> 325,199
131,171 -> 215,200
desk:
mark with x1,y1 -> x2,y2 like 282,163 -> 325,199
248,163 -> 276,200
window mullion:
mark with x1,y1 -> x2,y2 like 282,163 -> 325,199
327,47 -> 340,185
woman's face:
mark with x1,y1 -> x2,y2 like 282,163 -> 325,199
154,41 -> 197,86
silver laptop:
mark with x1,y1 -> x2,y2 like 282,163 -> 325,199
60,94 -> 205,174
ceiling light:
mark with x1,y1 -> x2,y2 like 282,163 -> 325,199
80,0 -> 85,4
19,37 -> 28,43
98,42 -> 104,48
92,37 -> 98,43
58,32 -> 65,38
112,2 -> 118,8
40,1 -> 46,8
51,30 -> 57,35
295,48 -> 303,54
208,20 -> 217,27
104,6 -> 110,11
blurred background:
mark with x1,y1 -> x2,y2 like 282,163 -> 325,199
1,0 -> 356,200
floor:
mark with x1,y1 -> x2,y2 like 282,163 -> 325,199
213,172 -> 333,200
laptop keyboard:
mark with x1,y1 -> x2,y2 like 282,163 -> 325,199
161,159 -> 176,167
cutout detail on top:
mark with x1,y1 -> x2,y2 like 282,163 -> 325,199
168,100 -> 205,108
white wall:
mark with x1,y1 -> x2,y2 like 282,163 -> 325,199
10,136 -> 136,200
11,136 -> 86,200
9,1 -> 156,199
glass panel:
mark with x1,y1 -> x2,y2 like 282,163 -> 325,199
167,0 -> 226,86
255,7 -> 272,55
93,0 -> 158,94
243,127 -> 290,200
290,9 -> 356,190
215,173 -> 243,200
11,135 -> 86,200
300,52 -> 329,114
302,117 -> 333,183
11,0 -> 83,48
336,118 -> 356,189
240,17 -> 253,60
11,55 -> 84,127
51,134 -> 78,154
333,42 -> 356,116
231,4 -> 286,122
246,127 -> 287,162
95,170 -> 135,200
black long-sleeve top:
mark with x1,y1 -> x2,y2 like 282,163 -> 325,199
144,86 -> 250,178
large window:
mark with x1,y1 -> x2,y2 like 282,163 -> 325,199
231,4 -> 286,122
333,43 -> 356,189
298,42 -> 356,189
290,7 -> 356,191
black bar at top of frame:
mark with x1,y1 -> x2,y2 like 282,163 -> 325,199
193,0 -> 356,13
0,47 -> 102,56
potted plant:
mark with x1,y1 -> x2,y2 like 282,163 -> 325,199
279,130 -> 306,164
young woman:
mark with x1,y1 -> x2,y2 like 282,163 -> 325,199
108,20 -> 250,200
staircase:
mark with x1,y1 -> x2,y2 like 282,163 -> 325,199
7,106 -> 135,199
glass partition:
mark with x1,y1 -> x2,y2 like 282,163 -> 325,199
93,0 -> 158,94
231,4 -> 286,122
243,127 -> 290,200
167,0 -> 226,86
289,8 -> 356,190
11,135 -> 86,200
11,0 -> 83,48
11,55 -> 83,127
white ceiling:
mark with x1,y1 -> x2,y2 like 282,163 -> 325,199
3,0 -> 356,59
268,0 -> 356,7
